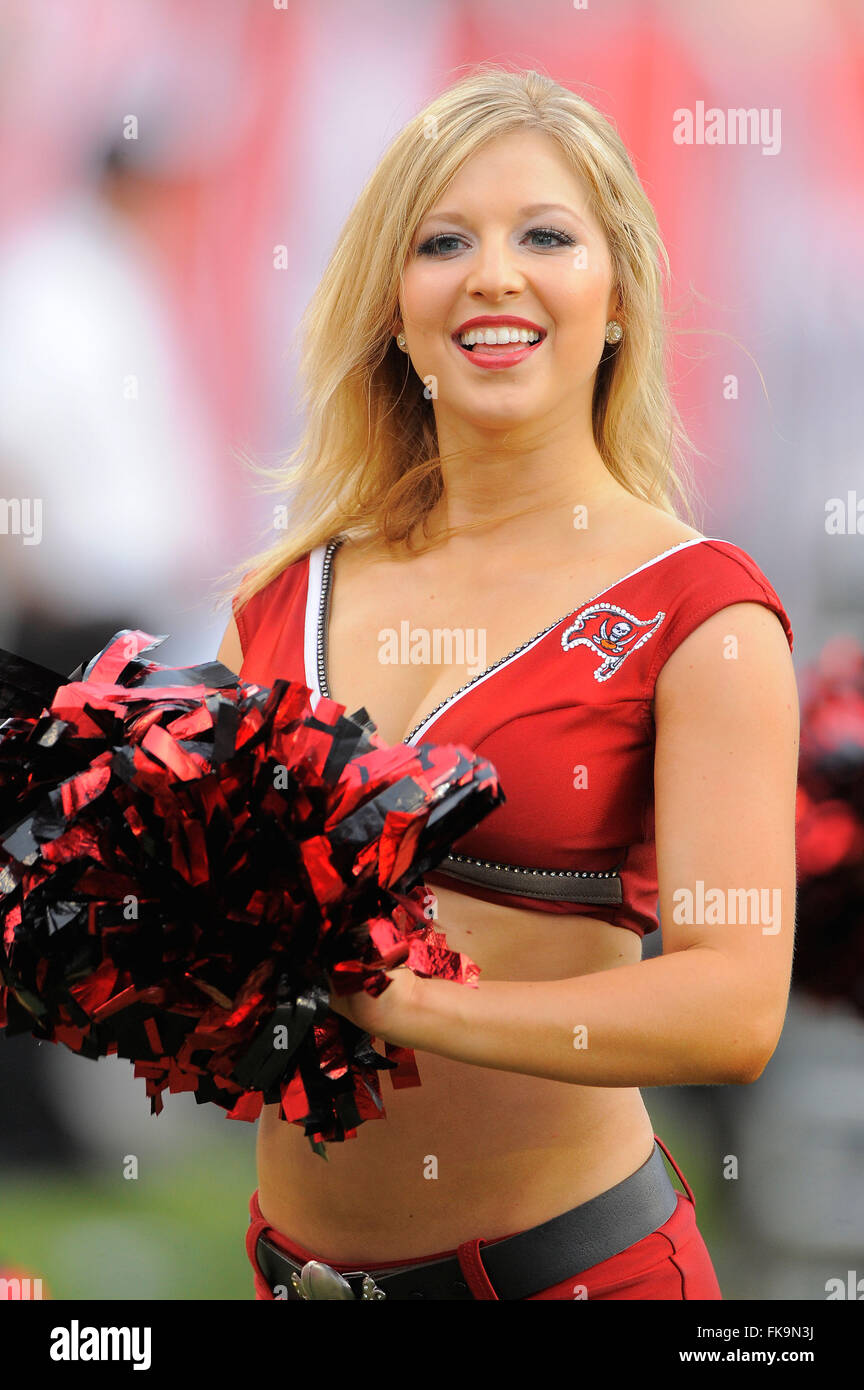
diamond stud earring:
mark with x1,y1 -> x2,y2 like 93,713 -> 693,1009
396,332 -> 407,351
605,320 -> 623,344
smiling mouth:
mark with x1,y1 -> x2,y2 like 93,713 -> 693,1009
453,330 -> 546,353
450,331 -> 546,369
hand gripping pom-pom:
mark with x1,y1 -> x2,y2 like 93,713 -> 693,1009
0,630 -> 504,1152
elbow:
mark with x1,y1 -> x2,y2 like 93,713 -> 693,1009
724,1027 -> 783,1085
728,1055 -> 767,1086
699,960 -> 789,1084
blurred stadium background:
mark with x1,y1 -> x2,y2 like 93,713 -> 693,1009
0,0 -> 862,1300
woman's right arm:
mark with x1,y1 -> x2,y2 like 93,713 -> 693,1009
217,614 -> 244,676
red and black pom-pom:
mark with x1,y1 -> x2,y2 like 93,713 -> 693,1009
0,630 -> 503,1152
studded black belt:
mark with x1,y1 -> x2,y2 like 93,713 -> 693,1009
254,1141 -> 678,1300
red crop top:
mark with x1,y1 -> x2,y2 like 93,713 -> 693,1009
233,536 -> 793,939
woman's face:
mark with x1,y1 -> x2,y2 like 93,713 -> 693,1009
398,130 -> 619,434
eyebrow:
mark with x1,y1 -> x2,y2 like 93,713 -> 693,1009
420,203 -> 590,230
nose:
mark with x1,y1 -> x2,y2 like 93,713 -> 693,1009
462,233 -> 526,300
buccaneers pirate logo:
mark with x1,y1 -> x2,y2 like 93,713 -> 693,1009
561,602 -> 665,681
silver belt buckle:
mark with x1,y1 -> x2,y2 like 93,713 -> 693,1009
290,1259 -> 386,1301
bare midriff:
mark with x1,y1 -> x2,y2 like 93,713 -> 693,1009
256,882 -> 656,1264
253,505 -> 701,1264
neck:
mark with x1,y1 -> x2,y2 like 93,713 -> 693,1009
419,412 -> 630,548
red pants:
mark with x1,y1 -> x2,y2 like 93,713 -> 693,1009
246,1135 -> 722,1301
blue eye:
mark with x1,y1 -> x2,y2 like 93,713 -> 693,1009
415,225 -> 576,256
416,233 -> 464,256
526,226 -> 576,249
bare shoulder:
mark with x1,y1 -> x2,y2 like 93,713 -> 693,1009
620,497 -> 704,549
592,497 -> 704,581
655,600 -> 798,726
217,613 -> 243,675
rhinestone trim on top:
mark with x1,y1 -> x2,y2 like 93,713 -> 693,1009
312,538 -> 646,900
317,538 -> 585,746
317,534 -> 713,746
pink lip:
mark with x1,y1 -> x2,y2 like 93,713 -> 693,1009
452,314 -> 545,336
452,337 -> 544,370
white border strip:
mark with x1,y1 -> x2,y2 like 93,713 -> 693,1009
406,536 -> 719,745
303,543 -> 326,707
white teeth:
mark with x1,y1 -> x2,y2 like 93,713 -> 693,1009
458,326 -> 542,347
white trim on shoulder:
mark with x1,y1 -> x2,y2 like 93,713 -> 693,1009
404,536 -> 721,745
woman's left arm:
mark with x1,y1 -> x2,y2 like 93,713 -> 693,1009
333,601 -> 800,1087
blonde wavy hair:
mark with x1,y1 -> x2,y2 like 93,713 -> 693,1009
215,62 -> 706,622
